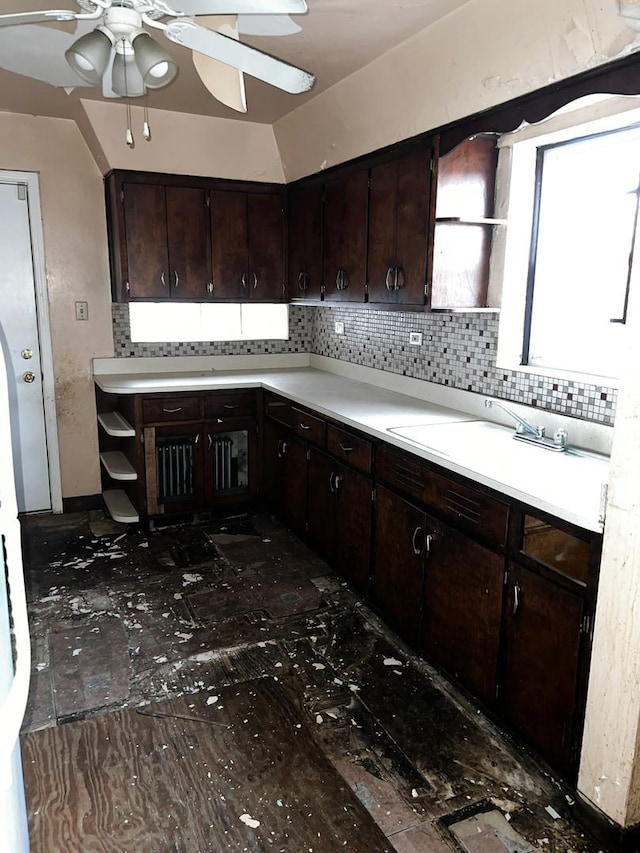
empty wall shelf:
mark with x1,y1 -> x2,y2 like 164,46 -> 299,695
100,450 -> 137,481
98,411 -> 135,437
102,489 -> 139,523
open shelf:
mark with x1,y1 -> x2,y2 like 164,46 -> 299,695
98,411 -> 135,437
102,489 -> 139,524
100,450 -> 137,481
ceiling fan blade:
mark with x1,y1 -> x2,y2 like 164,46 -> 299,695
164,19 -> 315,94
0,19 -> 94,88
237,14 -> 301,36
192,15 -> 247,112
167,0 -> 307,16
0,10 -> 80,28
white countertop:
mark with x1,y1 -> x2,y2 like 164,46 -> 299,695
94,362 -> 610,533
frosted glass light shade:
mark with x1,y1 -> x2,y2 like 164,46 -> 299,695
65,28 -> 112,85
132,32 -> 178,89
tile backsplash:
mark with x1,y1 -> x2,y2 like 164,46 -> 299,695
112,303 -> 617,426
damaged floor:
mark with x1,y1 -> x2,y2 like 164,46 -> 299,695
19,511 -> 610,852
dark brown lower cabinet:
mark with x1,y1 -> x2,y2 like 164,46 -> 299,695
307,449 -> 372,593
202,420 -> 257,510
145,423 -> 204,517
262,419 -> 308,536
501,562 -> 585,777
372,486 -> 426,647
422,519 -> 505,706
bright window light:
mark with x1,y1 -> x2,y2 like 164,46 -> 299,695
129,302 -> 289,343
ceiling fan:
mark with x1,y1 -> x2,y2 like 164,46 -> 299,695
0,0 -> 315,112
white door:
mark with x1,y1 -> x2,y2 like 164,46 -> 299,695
0,179 -> 53,513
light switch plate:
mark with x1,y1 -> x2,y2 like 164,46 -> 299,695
335,321 -> 345,335
409,332 -> 422,345
75,301 -> 88,321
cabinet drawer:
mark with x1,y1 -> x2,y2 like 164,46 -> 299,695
327,425 -> 372,474
142,396 -> 203,423
264,393 -> 293,427
377,445 -> 509,548
292,407 -> 326,447
205,390 -> 256,421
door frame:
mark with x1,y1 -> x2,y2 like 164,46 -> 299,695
0,170 -> 62,513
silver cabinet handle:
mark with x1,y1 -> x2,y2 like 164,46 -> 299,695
411,526 -> 423,556
162,407 -> 182,413
160,271 -> 167,287
385,267 -> 395,291
253,272 -> 258,289
298,272 -> 308,291
396,266 -> 405,290
425,533 -> 433,556
174,269 -> 179,289
339,443 -> 354,452
298,422 -> 312,431
513,582 -> 521,616
336,269 -> 348,290
329,472 -> 336,493
207,433 -> 213,450
334,474 -> 342,492
241,272 -> 247,289
223,404 -> 238,411
277,439 -> 287,458
194,433 -> 200,445
207,281 -> 214,294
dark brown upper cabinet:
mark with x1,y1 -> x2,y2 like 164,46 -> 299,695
323,165 -> 369,302
429,134 -> 500,310
367,142 -> 433,306
210,189 -> 286,302
114,181 -> 211,300
288,181 -> 323,302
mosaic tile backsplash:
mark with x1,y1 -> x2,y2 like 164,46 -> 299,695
112,303 -> 617,426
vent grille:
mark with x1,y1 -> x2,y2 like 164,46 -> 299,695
212,435 -> 234,492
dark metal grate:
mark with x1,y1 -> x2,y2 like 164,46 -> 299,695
156,437 -> 194,502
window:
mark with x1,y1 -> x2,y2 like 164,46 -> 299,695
129,302 -> 289,343
494,99 -> 640,383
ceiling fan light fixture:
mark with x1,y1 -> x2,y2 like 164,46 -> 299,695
132,31 -> 178,89
65,27 -> 112,85
111,51 -> 146,98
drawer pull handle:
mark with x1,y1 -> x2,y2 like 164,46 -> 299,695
411,526 -> 423,556
329,472 -> 343,493
339,443 -> 354,452
513,582 -> 521,616
277,439 -> 287,458
223,404 -> 238,410
299,423 -> 312,431
162,407 -> 182,413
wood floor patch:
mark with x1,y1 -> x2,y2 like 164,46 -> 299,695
49,616 -> 130,718
22,679 -> 393,853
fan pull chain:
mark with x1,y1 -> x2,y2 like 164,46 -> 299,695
122,38 -> 134,149
143,100 -> 151,142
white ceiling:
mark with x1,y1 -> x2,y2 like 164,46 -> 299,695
0,0 -> 471,124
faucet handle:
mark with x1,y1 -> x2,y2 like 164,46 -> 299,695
553,428 -> 568,448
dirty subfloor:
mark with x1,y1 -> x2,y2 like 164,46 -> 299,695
19,510 -> 610,852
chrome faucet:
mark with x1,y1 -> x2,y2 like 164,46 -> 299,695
484,399 -> 568,451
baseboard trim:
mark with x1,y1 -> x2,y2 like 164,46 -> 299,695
62,494 -> 103,514
576,794 -> 640,851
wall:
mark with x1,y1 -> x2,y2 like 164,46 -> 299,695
274,0 -> 640,181
0,112 -> 114,499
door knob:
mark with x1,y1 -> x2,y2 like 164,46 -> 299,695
23,371 -> 36,383
21,348 -> 33,360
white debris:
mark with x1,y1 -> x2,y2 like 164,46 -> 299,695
173,593 -> 183,601
315,714 -> 323,724
35,663 -> 48,672
312,663 -> 325,670
182,573 -> 203,585
411,789 -> 419,798
72,648 -> 82,656
239,814 -> 260,829
206,696 -> 219,706
383,657 -> 403,667
545,805 -> 561,820
175,632 -> 193,641
153,655 -> 168,664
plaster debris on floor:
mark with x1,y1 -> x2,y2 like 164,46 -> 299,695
20,510 -> 611,852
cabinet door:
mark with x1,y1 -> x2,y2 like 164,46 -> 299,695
367,146 -> 431,305
203,420 -> 257,508
165,186 -> 212,300
263,420 -> 308,535
248,192 -> 285,301
422,517 -> 504,706
323,168 -> 368,302
210,190 -> 248,300
501,562 -> 584,777
288,183 -> 323,301
146,423 -> 204,516
333,462 -> 372,594
372,485 -> 425,647
122,183 -> 169,299
307,449 -> 336,561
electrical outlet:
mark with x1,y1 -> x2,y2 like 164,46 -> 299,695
409,332 -> 422,346
75,301 -> 88,321
335,321 -> 345,335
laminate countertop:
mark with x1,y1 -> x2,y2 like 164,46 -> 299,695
94,366 -> 610,533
